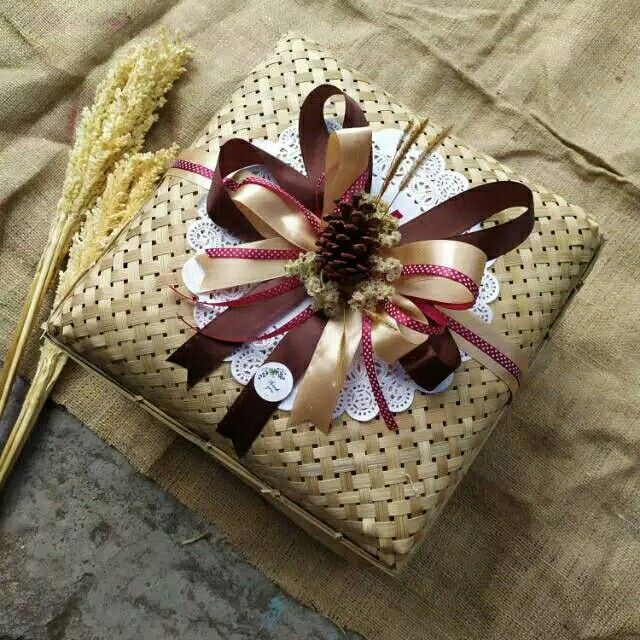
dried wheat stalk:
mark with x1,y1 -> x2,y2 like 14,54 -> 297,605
0,31 -> 191,424
0,149 -> 177,489
0,31 -> 191,490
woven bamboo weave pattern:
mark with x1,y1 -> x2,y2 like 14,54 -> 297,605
47,35 -> 601,570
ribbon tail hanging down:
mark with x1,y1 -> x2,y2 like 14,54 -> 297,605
217,314 -> 327,456
289,308 -> 362,433
168,279 -> 307,388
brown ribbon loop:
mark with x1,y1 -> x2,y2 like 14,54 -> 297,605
398,180 -> 534,259
207,84 -> 372,239
298,84 -> 369,184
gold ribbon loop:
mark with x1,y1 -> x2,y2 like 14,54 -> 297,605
229,174 -> 318,250
182,237 -> 295,293
323,127 -> 372,216
389,240 -> 487,306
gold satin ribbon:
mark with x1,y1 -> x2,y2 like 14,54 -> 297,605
289,307 -> 361,433
230,174 -> 318,251
288,126 -> 376,431
184,237 -> 295,293
322,127 -> 372,216
389,240 -> 487,306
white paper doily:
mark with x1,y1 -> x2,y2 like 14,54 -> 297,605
184,123 -> 499,421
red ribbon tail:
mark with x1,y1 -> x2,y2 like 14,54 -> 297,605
361,313 -> 398,431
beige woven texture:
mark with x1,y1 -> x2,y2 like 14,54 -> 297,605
2,1 -> 639,638
47,35 -> 600,570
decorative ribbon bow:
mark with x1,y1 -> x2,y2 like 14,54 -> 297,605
168,85 -> 534,456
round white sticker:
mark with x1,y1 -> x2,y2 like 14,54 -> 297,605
253,362 -> 294,402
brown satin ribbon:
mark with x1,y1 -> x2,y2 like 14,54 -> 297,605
398,180 -> 534,258
167,278 -> 307,388
397,180 -> 534,389
401,329 -> 461,390
207,84 -> 369,239
217,314 -> 327,456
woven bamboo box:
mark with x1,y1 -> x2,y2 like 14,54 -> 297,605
45,34 -> 602,572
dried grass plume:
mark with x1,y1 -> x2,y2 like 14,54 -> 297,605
0,30 -> 191,490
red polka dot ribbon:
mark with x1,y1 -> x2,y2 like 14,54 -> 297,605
170,159 -> 215,181
361,313 -> 399,431
397,296 -> 522,384
205,246 -> 303,260
335,171 -> 369,210
170,277 -> 301,308
381,300 -> 445,335
444,314 -> 522,383
401,263 -> 479,303
248,306 -> 315,342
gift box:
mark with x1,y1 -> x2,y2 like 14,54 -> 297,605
45,34 -> 601,572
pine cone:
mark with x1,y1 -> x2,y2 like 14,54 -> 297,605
315,193 -> 381,288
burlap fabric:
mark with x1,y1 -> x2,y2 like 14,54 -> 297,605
1,1 -> 638,638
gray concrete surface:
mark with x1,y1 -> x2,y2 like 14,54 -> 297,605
0,379 -> 361,640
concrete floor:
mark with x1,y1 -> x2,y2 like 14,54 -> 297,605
0,379 -> 360,640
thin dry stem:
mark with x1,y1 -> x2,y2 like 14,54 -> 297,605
376,119 -> 413,203
377,118 -> 431,202
0,215 -> 78,423
0,31 -> 191,427
390,124 -> 453,206
0,149 -> 176,491
0,341 -> 68,489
